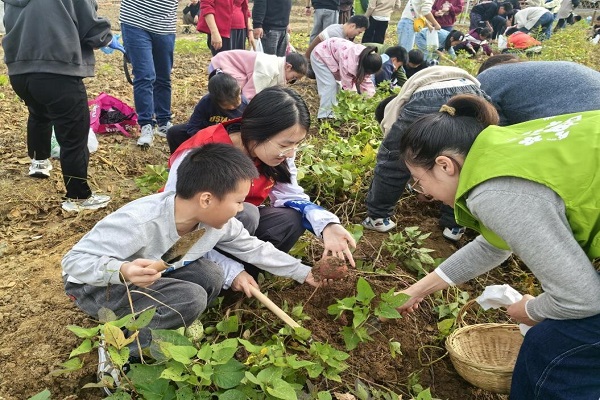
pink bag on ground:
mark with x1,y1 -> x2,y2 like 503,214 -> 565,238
89,92 -> 137,137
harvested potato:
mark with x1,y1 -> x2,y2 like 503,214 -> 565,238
313,256 -> 348,280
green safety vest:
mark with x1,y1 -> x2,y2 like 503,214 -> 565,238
454,110 -> 600,259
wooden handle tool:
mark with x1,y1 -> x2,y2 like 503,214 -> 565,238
248,286 -> 301,329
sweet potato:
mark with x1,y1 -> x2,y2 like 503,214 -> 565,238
313,256 -> 348,280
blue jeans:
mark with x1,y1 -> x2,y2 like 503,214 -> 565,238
261,28 -> 288,57
519,12 -> 554,40
121,23 -> 175,127
397,18 -> 416,51
510,313 -> 600,399
366,83 -> 490,227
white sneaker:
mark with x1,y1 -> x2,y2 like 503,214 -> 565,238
361,216 -> 396,233
61,193 -> 111,212
156,121 -> 173,138
443,227 -> 466,242
28,159 -> 53,178
137,124 -> 154,147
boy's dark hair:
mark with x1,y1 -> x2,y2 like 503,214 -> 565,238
500,2 -> 513,12
356,46 -> 382,86
408,49 -> 425,65
573,14 -> 582,22
348,14 -> 369,29
504,27 -> 519,36
385,46 -> 408,65
176,143 -> 258,200
375,94 -> 397,124
479,27 -> 493,39
241,86 -> 310,183
285,52 -> 308,75
477,53 -> 521,74
208,72 -> 241,106
444,30 -> 465,51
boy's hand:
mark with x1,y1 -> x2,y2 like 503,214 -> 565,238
231,271 -> 260,297
322,223 -> 356,267
121,259 -> 162,288
304,271 -> 333,287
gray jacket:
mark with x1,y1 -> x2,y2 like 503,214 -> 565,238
1,0 -> 112,77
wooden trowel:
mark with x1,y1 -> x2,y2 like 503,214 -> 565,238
147,228 -> 206,272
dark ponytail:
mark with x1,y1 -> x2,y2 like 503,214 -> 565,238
356,46 -> 382,85
400,94 -> 499,168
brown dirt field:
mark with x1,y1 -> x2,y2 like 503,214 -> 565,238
0,2 -> 518,399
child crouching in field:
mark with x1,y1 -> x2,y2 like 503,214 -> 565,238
166,72 -> 248,154
62,144 -> 322,362
310,37 -> 382,119
209,50 -> 307,100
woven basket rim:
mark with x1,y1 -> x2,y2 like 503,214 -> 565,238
445,323 -> 523,371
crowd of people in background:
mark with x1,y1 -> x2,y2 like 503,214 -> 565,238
1,0 -> 599,397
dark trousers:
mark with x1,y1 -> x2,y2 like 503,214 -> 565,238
362,17 -> 389,44
166,123 -> 191,154
207,29 -> 247,56
10,73 -> 92,199
220,204 -> 305,279
366,84 -> 491,228
65,259 -> 224,356
510,313 -> 600,399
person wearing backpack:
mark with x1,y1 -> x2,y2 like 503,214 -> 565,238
2,0 -> 113,212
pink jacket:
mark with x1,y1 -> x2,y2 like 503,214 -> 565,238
312,38 -> 376,96
210,50 -> 286,100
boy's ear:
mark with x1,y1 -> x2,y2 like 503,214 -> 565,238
197,192 -> 213,208
285,62 -> 293,71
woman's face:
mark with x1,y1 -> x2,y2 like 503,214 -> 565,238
250,123 -> 307,167
284,64 -> 303,84
406,155 -> 462,207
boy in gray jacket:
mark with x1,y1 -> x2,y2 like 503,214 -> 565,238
62,144 -> 320,360
2,0 -> 113,211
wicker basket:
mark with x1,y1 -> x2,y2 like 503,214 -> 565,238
445,300 -> 524,394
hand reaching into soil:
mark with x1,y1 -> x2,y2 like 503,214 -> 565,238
322,223 -> 356,267
231,270 -> 260,297
395,291 -> 424,317
122,258 -> 163,288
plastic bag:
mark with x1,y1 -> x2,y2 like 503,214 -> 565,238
497,34 -> 508,50
254,38 -> 264,53
426,29 -> 440,49
88,92 -> 137,136
285,33 -> 297,55
51,128 -> 98,159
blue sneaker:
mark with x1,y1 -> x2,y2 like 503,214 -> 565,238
443,227 -> 466,242
362,216 -> 396,233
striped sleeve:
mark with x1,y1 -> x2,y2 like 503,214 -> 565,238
119,0 -> 178,34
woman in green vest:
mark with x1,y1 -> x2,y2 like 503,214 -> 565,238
396,93 -> 600,399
